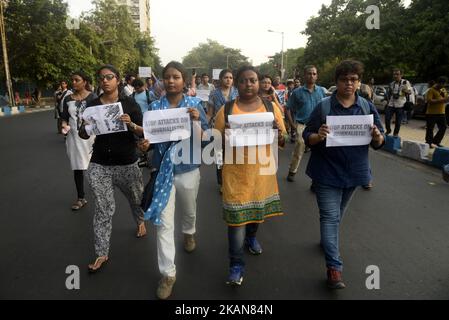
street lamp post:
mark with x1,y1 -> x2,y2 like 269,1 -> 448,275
268,29 -> 284,81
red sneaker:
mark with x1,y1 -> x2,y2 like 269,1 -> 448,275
327,268 -> 346,289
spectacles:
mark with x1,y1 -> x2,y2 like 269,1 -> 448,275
238,78 -> 258,84
338,77 -> 359,84
97,74 -> 116,81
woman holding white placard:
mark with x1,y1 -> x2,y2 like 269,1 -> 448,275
78,65 -> 147,274
137,61 -> 208,300
303,60 -> 384,290
214,65 -> 287,287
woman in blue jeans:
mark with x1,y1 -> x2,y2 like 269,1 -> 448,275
303,60 -> 385,289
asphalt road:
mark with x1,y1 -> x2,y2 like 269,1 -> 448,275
1,111 -> 448,300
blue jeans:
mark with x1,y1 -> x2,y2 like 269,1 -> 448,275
314,182 -> 356,271
228,223 -> 259,267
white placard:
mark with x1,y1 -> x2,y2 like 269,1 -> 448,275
139,67 -> 152,78
212,69 -> 223,80
227,112 -> 275,147
326,115 -> 373,147
196,89 -> 211,102
143,108 -> 191,144
82,103 -> 127,136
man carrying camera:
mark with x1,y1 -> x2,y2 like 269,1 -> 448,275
385,68 -> 412,136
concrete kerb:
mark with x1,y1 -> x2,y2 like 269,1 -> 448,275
382,135 -> 401,154
399,140 -> 430,162
431,147 -> 449,169
0,105 -> 52,118
382,136 -> 449,169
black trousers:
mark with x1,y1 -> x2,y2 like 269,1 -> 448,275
385,106 -> 403,135
74,170 -> 85,199
425,114 -> 447,145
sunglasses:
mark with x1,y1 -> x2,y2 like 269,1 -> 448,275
97,74 -> 116,81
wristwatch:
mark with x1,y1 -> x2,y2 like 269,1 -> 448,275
130,122 -> 137,130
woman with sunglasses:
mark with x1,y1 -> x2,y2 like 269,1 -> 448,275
214,65 -> 287,286
79,65 -> 147,273
60,71 -> 97,211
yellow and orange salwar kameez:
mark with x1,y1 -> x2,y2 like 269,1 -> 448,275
214,100 -> 286,226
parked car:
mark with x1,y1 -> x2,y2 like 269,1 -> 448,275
412,83 -> 429,118
372,85 -> 389,113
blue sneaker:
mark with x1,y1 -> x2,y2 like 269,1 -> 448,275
245,237 -> 263,255
227,265 -> 244,286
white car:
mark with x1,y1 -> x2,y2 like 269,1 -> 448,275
372,85 -> 389,113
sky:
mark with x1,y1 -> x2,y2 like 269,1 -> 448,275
66,0 -> 411,66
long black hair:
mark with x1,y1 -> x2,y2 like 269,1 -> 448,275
72,70 -> 92,91
96,64 -> 125,97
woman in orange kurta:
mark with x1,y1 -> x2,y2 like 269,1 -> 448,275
214,66 -> 287,286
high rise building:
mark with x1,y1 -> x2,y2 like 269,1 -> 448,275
115,0 -> 150,33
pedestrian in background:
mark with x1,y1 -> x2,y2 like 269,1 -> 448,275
384,68 -> 412,136
207,69 -> 239,191
60,71 -> 97,211
286,65 -> 326,183
425,76 -> 449,148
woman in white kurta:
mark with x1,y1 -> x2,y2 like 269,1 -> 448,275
61,71 -> 96,210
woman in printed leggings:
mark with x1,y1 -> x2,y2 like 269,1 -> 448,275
79,65 -> 147,272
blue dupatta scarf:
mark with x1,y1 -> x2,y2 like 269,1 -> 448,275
144,95 -> 190,225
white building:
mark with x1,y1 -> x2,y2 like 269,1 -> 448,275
116,0 -> 150,33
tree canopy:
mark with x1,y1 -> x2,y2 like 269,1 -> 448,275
182,39 -> 249,77
1,0 -> 162,89
300,0 -> 449,86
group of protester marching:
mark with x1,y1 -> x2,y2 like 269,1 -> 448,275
54,57 -> 449,299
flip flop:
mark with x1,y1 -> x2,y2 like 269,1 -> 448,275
88,256 -> 108,273
72,199 -> 87,211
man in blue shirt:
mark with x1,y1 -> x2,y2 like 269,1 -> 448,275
286,65 -> 326,182
132,78 -> 157,114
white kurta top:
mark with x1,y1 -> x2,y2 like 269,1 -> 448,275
63,94 -> 96,170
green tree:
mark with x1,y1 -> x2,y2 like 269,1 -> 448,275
301,0 -> 411,86
407,0 -> 449,80
84,0 -> 162,78
259,48 -> 305,80
2,0 -> 98,89
182,39 -> 249,76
